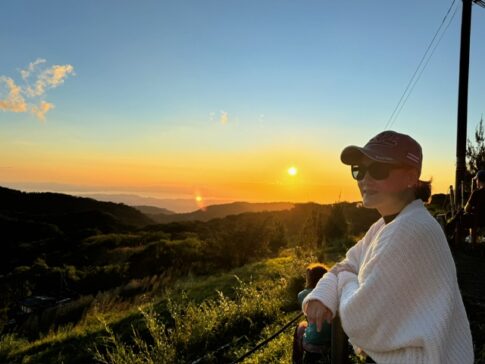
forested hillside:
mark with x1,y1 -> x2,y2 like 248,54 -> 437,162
2,187 -> 477,364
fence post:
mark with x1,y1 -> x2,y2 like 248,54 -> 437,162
331,315 -> 351,364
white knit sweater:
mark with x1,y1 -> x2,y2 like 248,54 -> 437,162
302,200 -> 474,364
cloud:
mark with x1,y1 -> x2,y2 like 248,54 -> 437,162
0,77 -> 28,112
220,110 -> 228,125
32,101 -> 55,122
0,59 -> 74,121
20,58 -> 46,81
26,64 -> 74,97
209,111 -> 215,122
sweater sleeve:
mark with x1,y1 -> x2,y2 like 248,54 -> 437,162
334,219 -> 384,274
337,220 -> 464,363
302,220 -> 383,316
302,272 -> 338,316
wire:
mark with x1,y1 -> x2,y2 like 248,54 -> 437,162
190,335 -> 248,364
474,0 -> 485,9
387,3 -> 459,129
230,312 -> 303,364
384,0 -> 458,130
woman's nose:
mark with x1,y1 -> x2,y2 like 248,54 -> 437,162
360,170 -> 373,183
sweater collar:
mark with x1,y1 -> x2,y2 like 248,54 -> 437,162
380,199 -> 423,225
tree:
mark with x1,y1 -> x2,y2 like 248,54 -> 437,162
467,115 -> 485,176
323,204 -> 348,243
299,208 -> 326,249
268,220 -> 288,253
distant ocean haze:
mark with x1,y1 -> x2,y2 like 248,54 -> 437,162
78,193 -> 232,213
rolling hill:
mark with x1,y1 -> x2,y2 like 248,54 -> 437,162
0,186 -> 154,230
146,201 -> 296,223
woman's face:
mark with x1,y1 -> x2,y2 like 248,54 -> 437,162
356,157 -> 419,215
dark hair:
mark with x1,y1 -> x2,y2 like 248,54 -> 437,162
306,263 -> 328,289
476,170 -> 485,183
414,179 -> 432,203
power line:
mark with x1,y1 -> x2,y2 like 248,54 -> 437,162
384,0 -> 458,130
475,1 -> 485,9
387,3 -> 459,130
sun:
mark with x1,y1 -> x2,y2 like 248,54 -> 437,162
195,195 -> 203,202
288,166 -> 298,176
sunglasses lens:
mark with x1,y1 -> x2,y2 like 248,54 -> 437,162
351,165 -> 365,180
368,164 -> 392,180
351,163 -> 396,180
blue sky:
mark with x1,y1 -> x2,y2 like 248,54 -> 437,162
0,0 -> 484,205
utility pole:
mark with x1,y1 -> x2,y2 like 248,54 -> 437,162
455,0 -> 485,207
455,0 -> 473,208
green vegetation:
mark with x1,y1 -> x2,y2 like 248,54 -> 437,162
0,253 -> 316,363
467,116 -> 485,176
2,187 -> 484,363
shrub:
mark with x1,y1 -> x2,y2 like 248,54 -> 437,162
0,334 -> 28,363
94,278 -> 287,363
92,309 -> 176,364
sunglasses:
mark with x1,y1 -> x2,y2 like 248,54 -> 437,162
351,163 -> 403,181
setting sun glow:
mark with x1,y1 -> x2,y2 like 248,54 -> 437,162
288,167 -> 298,176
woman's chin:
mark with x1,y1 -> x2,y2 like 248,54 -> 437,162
362,193 -> 381,208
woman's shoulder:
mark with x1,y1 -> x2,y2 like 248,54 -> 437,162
397,200 -> 440,227
383,201 -> 448,249
365,217 -> 386,237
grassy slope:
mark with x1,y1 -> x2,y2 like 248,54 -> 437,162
3,246 -> 484,363
0,250 -> 310,364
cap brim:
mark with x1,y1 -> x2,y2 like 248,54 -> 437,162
340,146 -> 399,165
340,146 -> 370,165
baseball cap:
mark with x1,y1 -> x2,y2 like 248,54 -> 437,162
340,130 -> 423,174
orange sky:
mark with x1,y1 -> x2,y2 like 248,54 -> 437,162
0,140 -> 454,204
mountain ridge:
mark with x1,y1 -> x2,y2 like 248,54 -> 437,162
0,186 -> 154,229
146,201 -> 296,223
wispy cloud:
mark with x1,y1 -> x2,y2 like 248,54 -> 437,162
31,101 -> 55,121
20,58 -> 46,81
0,77 -> 28,112
0,58 -> 74,121
220,110 -> 228,125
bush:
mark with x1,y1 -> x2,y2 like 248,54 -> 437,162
18,295 -> 94,338
93,309 -> 176,364
94,278 -> 287,363
0,334 -> 28,363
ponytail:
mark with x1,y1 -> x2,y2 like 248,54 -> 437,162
414,179 -> 432,203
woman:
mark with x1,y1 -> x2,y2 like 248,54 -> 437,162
302,131 -> 473,363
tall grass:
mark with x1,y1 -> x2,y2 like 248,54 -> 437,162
93,276 -> 291,363
91,251 -> 318,363
0,250 -> 318,363
92,310 -> 176,364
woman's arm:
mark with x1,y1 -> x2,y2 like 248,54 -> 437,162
336,222 -> 457,361
302,221 -> 384,326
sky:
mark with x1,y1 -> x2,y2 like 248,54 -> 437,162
1,0 -> 484,210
